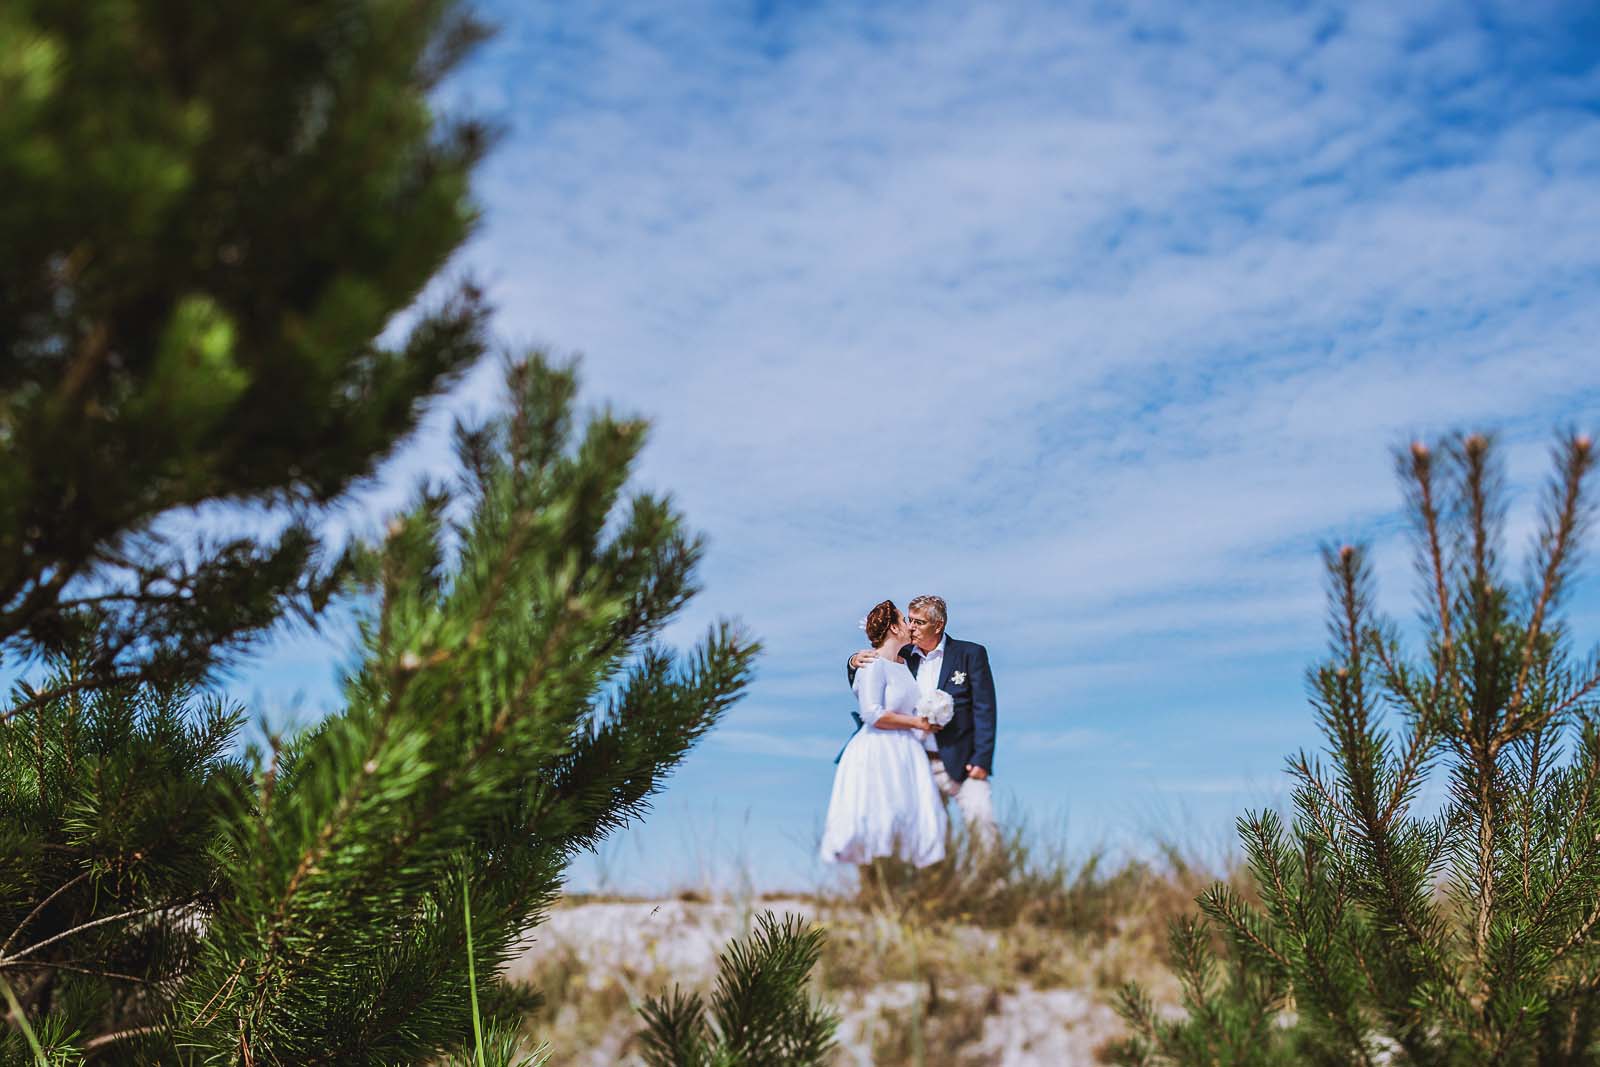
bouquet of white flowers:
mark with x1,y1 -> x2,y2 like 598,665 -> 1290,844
917,689 -> 954,728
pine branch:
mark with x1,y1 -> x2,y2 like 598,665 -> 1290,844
82,1025 -> 163,1051
1290,753 -> 1358,830
1545,662 -> 1600,722
1533,731 -> 1600,930
639,987 -> 709,1067
1199,884 -> 1291,975
1404,441 -> 1463,713
639,912 -> 835,1067
3,678 -> 127,726
1507,436 -> 1594,733
9,959 -> 151,985
1549,897 -> 1600,968
1124,431 -> 1600,1065
0,903 -> 184,965
1369,633 -> 1439,828
0,872 -> 90,957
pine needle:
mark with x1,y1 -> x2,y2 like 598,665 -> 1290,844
0,971 -> 49,1066
463,856 -> 486,1067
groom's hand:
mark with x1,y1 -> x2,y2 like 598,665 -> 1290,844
848,649 -> 878,669
965,765 -> 989,780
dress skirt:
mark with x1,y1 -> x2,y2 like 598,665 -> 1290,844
819,725 -> 947,868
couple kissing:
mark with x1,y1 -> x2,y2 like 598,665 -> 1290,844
819,595 -> 997,868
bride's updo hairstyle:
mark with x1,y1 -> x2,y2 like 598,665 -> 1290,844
864,600 -> 899,646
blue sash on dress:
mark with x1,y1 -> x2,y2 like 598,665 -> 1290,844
834,711 -> 864,764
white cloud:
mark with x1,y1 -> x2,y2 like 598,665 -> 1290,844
710,729 -> 843,761
1007,728 -> 1112,752
1154,776 -> 1286,797
232,0 -> 1600,890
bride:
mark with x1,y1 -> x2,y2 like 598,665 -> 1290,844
819,599 -> 948,867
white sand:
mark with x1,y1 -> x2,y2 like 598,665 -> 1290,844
504,898 -> 1127,1066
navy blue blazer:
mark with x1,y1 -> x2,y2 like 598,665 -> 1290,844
839,636 -> 997,783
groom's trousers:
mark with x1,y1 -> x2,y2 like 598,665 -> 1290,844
928,754 -> 998,847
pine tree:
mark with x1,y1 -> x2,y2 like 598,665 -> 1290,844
638,912 -> 838,1067
1114,432 -> 1600,1066
0,3 -> 779,1062
0,0 -> 492,698
1,355 -> 759,1063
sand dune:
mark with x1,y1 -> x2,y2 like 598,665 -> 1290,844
506,897 -> 1130,1066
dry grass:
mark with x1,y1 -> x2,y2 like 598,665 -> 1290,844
815,817 -> 1239,1005
502,818 -> 1251,1065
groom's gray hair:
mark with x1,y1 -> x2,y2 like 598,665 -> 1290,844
908,595 -> 947,627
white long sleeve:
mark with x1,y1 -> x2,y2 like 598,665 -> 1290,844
852,658 -> 889,727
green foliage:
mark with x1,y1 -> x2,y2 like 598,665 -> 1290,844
0,356 -> 757,1062
441,1021 -> 548,1067
0,5 -> 783,1061
1112,913 -> 1305,1067
0,0 -> 493,694
638,912 -> 838,1067
1113,432 -> 1600,1066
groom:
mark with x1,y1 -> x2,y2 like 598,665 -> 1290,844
846,595 -> 998,845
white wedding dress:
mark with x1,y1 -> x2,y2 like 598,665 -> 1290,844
819,657 -> 947,867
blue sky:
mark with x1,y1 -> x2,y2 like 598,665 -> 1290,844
230,0 -> 1600,891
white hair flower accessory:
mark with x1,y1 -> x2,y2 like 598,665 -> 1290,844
857,616 -> 868,631
917,689 -> 955,728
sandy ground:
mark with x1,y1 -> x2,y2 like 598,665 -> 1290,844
504,898 -> 1126,1066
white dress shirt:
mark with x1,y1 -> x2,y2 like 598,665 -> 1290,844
911,635 -> 946,751
912,635 -> 946,697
